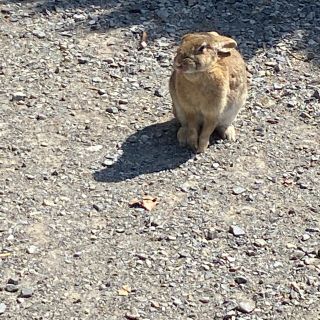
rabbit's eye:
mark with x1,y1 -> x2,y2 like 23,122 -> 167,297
197,44 -> 208,54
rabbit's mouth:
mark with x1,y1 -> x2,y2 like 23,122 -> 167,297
174,59 -> 197,73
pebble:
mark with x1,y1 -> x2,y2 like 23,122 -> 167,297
8,277 -> 19,285
0,303 -> 6,315
254,239 -> 268,247
232,186 -> 246,195
125,308 -> 140,319
98,89 -> 107,95
92,77 -> 102,83
154,87 -> 166,97
212,162 -> 220,169
5,284 -> 19,293
32,30 -> 46,39
291,250 -> 305,260
102,159 -> 114,167
235,276 -> 248,285
93,203 -> 104,211
150,300 -> 160,308
73,251 -> 82,258
26,245 -> 38,254
78,57 -> 89,64
237,300 -> 255,313
313,89 -> 320,100
273,83 -> 283,90
20,287 -> 34,298
304,258 -> 319,266
205,228 -> 217,240
87,145 -> 103,152
118,99 -> 128,105
199,297 -> 210,303
301,234 -> 310,241
36,114 -> 47,120
106,106 -> 119,114
173,297 -> 183,306
73,14 -> 86,21
229,225 -> 246,237
11,92 -> 26,101
43,199 -> 55,206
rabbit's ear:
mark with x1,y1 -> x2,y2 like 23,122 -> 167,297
211,36 -> 237,54
181,33 -> 194,42
206,31 -> 219,37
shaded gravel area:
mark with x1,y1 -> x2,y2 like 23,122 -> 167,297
0,0 -> 319,319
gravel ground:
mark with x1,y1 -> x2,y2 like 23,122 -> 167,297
0,1 -> 319,319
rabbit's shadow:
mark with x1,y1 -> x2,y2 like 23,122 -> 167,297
93,119 -> 193,183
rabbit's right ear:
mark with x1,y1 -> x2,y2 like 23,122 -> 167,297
207,31 -> 219,37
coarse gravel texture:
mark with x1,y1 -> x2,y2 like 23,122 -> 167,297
0,0 -> 319,319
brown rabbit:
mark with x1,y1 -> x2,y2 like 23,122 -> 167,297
169,31 -> 247,153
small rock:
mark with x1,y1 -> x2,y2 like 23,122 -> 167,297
205,228 -> 217,240
32,30 -> 46,39
290,250 -> 305,260
232,186 -> 246,195
302,234 -> 310,241
11,92 -> 26,101
73,14 -> 86,21
43,199 -> 55,206
92,77 -> 102,83
73,252 -> 82,258
237,299 -> 255,313
5,284 -> 19,293
102,159 -> 114,167
199,297 -> 210,303
178,251 -> 189,258
104,57 -> 115,64
26,245 -> 38,254
98,89 -> 107,95
125,308 -> 140,319
273,83 -> 283,90
229,225 -> 246,237
0,303 -> 6,315
106,106 -> 119,114
20,287 -> 33,298
304,258 -> 319,266
254,239 -> 267,247
312,89 -> 320,100
151,300 -> 160,308
212,162 -> 220,169
87,145 -> 103,152
118,105 -> 128,112
136,253 -> 148,260
36,114 -> 47,120
118,99 -> 128,105
287,100 -> 296,108
8,278 -> 19,285
1,7 -> 12,14
235,276 -> 248,285
78,57 -> 89,64
93,203 -> 103,212
154,87 -> 166,97
173,297 -> 183,306
273,261 -> 283,268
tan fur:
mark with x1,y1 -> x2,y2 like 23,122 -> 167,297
169,31 -> 248,153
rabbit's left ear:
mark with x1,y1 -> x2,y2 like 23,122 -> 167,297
207,33 -> 237,53
216,37 -> 237,53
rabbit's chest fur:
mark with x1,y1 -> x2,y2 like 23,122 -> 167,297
174,70 -> 227,115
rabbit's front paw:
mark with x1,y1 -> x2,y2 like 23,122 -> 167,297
177,126 -> 188,147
